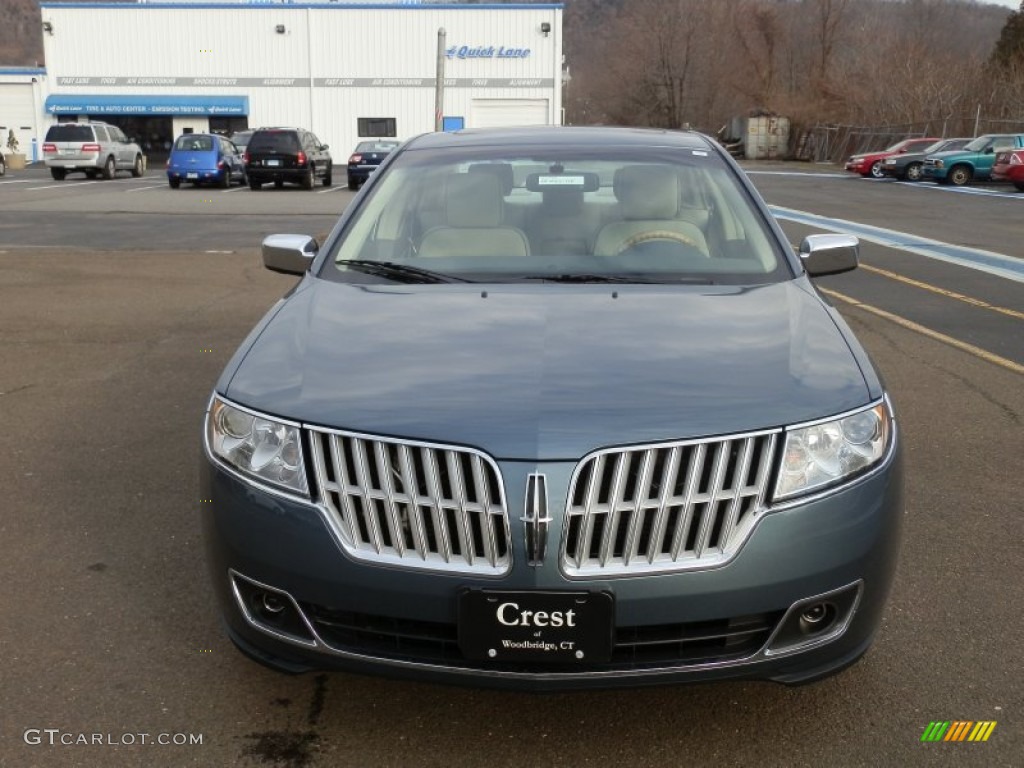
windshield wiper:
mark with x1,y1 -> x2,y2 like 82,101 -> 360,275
519,274 -> 713,284
342,260 -> 471,284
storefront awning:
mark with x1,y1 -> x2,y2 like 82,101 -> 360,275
44,94 -> 249,116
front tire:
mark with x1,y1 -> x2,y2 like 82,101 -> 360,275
102,155 -> 116,180
131,154 -> 144,177
219,166 -> 231,189
947,165 -> 972,187
50,167 -> 67,181
904,162 -> 923,182
867,160 -> 884,179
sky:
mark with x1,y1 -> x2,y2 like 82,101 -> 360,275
986,0 -> 1021,8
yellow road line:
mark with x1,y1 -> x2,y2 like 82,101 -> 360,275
860,263 -> 1024,321
821,288 -> 1024,375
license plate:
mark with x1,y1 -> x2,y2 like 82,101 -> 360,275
458,590 -> 613,664
186,172 -> 198,179
266,159 -> 281,167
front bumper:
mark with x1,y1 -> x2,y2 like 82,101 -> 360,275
201,435 -> 903,691
921,165 -> 947,180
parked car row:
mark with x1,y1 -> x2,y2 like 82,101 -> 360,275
38,121 -> 403,192
845,133 -> 1024,189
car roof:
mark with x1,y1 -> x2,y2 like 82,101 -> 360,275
402,126 -> 716,152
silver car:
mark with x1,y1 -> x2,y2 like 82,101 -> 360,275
42,122 -> 145,180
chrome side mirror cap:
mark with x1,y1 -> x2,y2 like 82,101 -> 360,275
262,234 -> 319,275
799,234 -> 859,277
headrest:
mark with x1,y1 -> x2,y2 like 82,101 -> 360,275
541,188 -> 584,217
468,163 -> 514,195
446,173 -> 504,228
613,165 -> 679,219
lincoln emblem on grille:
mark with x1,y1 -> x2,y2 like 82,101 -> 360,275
522,473 -> 551,566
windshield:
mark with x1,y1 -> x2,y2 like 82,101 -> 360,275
45,124 -> 95,142
324,145 -> 791,285
963,136 -> 1000,152
248,131 -> 299,153
174,135 -> 214,151
355,141 -> 399,153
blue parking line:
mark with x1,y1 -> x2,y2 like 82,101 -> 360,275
770,205 -> 1024,284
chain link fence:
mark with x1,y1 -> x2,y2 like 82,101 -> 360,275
791,115 -> 1024,163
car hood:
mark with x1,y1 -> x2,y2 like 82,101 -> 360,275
928,149 -> 978,161
223,279 -> 871,460
885,151 -> 926,163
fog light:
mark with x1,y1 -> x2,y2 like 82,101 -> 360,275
261,593 -> 286,615
763,582 -> 861,657
229,570 -> 317,647
798,602 -> 836,634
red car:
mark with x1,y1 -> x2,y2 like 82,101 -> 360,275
992,149 -> 1024,191
844,137 -> 941,178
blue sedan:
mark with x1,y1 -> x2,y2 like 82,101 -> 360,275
202,126 -> 902,691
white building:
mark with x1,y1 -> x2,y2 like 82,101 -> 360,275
30,0 -> 564,157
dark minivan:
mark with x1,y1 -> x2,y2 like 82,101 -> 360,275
244,128 -> 332,190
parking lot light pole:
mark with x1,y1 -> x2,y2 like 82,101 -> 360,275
435,28 -> 446,132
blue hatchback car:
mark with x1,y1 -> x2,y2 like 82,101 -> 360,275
202,126 -> 903,691
167,133 -> 246,188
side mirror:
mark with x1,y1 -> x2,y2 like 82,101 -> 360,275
984,146 -> 994,154
321,144 -> 330,151
262,234 -> 319,275
798,234 -> 859,277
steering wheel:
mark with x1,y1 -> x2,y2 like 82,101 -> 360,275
616,229 -> 700,255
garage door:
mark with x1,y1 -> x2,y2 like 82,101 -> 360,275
0,83 -> 39,143
470,99 -> 550,129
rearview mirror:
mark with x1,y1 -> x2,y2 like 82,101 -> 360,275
798,234 -> 859,277
262,234 -> 319,275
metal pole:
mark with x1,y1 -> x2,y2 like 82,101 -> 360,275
973,104 -> 981,137
435,28 -> 446,132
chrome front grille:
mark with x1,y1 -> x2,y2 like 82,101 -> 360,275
562,432 -> 778,577
308,428 -> 511,575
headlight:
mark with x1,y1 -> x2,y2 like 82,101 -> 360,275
206,397 -> 309,496
774,401 -> 892,501
933,159 -> 944,169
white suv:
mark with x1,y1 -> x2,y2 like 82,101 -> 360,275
43,122 -> 145,180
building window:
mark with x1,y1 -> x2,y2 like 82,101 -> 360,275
210,116 -> 248,136
357,117 -> 396,138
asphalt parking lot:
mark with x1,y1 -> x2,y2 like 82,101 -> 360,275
0,162 -> 1021,768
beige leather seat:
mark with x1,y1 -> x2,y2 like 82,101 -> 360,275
418,173 -> 530,259
593,165 -> 709,257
